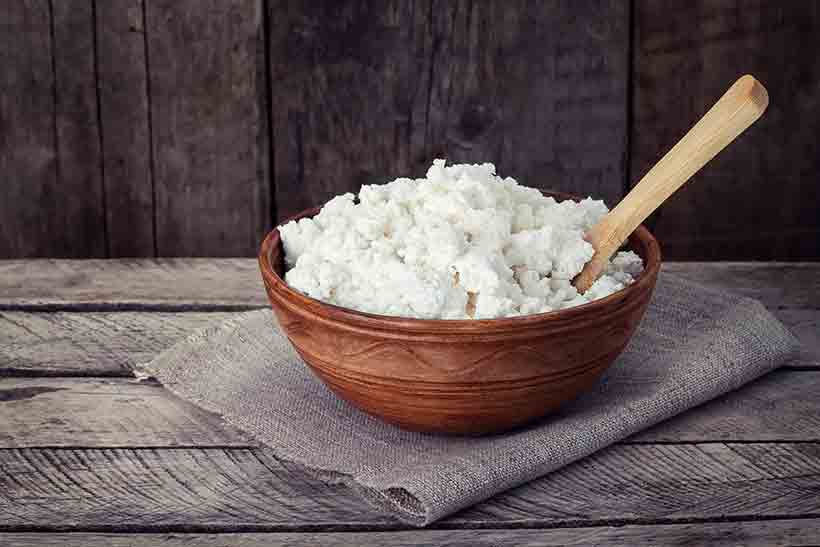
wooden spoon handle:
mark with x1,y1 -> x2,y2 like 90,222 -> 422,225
575,74 -> 769,293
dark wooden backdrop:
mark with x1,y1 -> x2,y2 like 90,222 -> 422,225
1,0 -> 818,259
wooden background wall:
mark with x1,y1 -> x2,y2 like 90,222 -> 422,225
1,0 -> 818,259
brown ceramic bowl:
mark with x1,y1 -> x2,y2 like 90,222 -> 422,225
258,192 -> 661,435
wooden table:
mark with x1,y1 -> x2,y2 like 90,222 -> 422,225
1,260 -> 819,546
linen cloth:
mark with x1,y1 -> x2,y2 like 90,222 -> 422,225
142,272 -> 799,526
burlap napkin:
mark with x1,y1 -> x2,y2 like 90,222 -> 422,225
141,271 -> 799,526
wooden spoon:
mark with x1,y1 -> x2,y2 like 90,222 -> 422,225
574,74 -> 769,293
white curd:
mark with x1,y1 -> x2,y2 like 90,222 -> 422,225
279,160 -> 643,319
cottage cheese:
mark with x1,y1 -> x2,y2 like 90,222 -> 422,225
279,160 -> 643,319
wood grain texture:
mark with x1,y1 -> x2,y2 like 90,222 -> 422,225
51,0 -> 107,258
96,0 -> 155,256
632,1 -> 820,260
260,205 -> 660,434
628,369 -> 820,442
0,1 -> 110,258
268,0 -> 432,220
146,0 -> 270,256
2,260 -> 817,310
1,443 -> 819,531
662,262 -> 820,310
269,0 -> 629,221
0,371 -> 817,447
0,259 -> 265,310
7,519 -> 819,546
0,1 -> 57,258
0,311 -> 233,377
450,442 -> 820,527
0,378 -> 252,448
426,0 -> 629,206
0,447 -> 392,531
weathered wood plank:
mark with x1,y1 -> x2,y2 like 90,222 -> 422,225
663,262 -> 820,310
0,378 -> 252,448
1,261 -> 817,310
627,368 -> 820,443
146,0 -> 270,256
96,0 -> 155,256
0,259 -> 265,310
1,443 -> 819,531
6,519 -> 819,546
0,311 -> 233,377
0,1 -> 110,258
0,447 -> 391,531
270,0 -> 629,221
0,370 -> 817,447
51,0 -> 107,258
632,1 -> 820,260
268,1 -> 431,221
450,442 -> 820,527
0,1 -> 57,258
427,0 -> 629,206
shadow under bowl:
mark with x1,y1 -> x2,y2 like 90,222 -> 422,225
258,192 -> 661,435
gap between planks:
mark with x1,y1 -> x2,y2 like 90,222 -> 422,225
3,515 -> 820,536
4,518 -> 820,546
